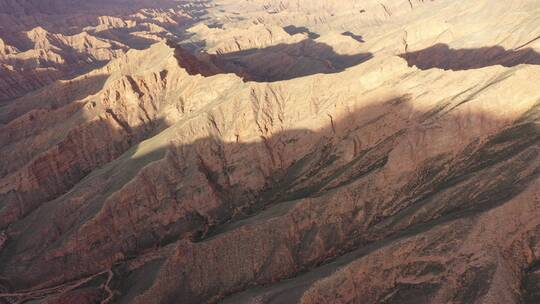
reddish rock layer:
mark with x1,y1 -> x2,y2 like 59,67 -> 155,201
0,0 -> 540,304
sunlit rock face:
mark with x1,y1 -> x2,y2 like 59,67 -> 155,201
0,1 -> 539,303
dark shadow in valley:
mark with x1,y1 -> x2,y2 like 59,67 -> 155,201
206,22 -> 224,29
93,29 -> 162,50
283,25 -> 321,39
400,43 -> 540,71
522,261 -> 540,304
169,39 -> 373,82
342,31 -> 365,43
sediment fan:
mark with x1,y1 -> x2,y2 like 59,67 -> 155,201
0,0 -> 539,303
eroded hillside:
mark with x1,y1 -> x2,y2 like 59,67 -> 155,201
0,0 -> 539,303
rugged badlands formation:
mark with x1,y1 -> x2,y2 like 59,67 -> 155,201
0,0 -> 539,303
0,0 -> 210,102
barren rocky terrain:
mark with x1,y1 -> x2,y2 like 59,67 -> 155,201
0,0 -> 539,303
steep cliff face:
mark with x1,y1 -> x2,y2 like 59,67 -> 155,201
0,0 -> 540,304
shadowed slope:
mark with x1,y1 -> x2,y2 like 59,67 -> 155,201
0,89 -> 538,303
283,25 -> 320,39
400,44 -> 540,71
171,39 -> 373,82
341,31 -> 365,43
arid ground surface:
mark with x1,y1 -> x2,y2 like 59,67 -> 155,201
0,0 -> 540,303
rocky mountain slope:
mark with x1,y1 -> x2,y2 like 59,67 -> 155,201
0,0 -> 210,102
0,0 -> 539,303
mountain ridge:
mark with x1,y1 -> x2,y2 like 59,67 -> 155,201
0,0 -> 539,303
